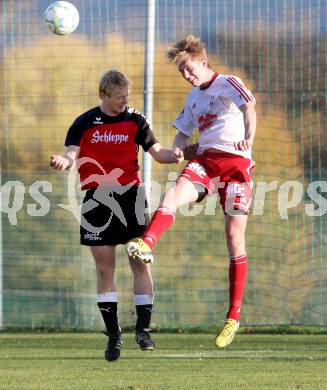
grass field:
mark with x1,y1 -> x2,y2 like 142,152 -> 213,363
1,333 -> 327,390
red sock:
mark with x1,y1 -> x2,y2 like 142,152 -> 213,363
143,207 -> 175,249
226,254 -> 247,321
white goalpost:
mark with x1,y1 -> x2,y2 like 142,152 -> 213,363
142,0 -> 156,207
0,168 -> 3,330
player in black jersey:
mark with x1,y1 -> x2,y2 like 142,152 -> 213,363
50,70 -> 184,361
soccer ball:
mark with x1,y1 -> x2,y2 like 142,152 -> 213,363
44,1 -> 79,35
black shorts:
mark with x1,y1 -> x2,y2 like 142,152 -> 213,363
80,185 -> 149,246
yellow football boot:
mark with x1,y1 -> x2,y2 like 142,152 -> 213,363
215,319 -> 240,348
126,238 -> 154,264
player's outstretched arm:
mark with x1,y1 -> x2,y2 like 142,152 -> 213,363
50,145 -> 80,171
234,102 -> 256,151
174,131 -> 198,160
148,143 -> 184,164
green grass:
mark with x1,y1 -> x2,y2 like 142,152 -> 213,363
0,333 -> 327,390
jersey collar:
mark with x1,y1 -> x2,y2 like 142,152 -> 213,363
200,72 -> 219,90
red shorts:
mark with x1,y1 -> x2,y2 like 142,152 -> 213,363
180,152 -> 255,214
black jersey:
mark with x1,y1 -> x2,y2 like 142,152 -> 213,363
65,106 -> 157,189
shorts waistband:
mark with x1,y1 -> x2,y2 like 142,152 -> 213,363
202,150 -> 242,158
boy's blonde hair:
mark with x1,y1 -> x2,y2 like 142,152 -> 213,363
99,70 -> 130,96
166,35 -> 208,65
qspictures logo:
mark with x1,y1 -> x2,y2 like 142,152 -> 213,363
0,157 -> 327,228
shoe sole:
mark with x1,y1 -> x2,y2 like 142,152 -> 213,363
139,346 -> 155,351
126,243 -> 153,264
215,338 -> 234,348
106,357 -> 120,362
105,352 -> 121,362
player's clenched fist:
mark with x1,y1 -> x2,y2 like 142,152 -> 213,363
50,155 -> 70,170
234,139 -> 253,151
171,147 -> 184,163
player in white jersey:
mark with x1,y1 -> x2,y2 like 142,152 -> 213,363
174,72 -> 255,159
127,35 -> 257,348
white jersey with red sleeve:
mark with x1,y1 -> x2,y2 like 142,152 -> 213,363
173,73 -> 256,159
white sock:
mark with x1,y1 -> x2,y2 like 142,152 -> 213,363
97,292 -> 118,303
134,294 -> 154,305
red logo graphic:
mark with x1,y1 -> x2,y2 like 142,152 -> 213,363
199,113 -> 217,132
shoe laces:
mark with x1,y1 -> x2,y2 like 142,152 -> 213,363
133,238 -> 151,251
136,328 -> 152,341
103,331 -> 122,348
220,320 -> 237,337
